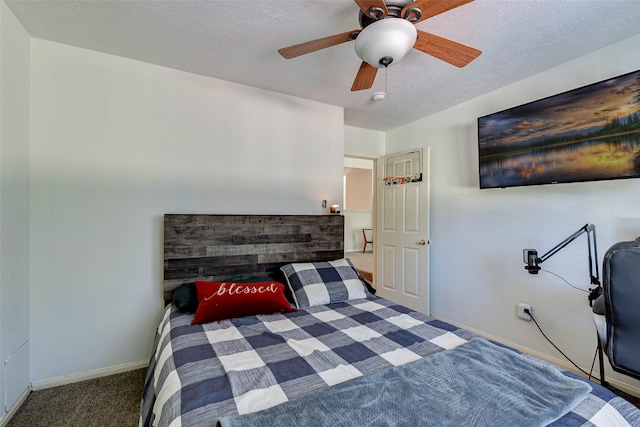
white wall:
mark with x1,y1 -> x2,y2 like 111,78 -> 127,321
0,0 -> 31,419
343,211 -> 373,253
344,125 -> 385,157
29,39 -> 344,383
386,34 -> 640,392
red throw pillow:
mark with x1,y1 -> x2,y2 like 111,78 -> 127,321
191,281 -> 296,325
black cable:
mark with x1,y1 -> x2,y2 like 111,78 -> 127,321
524,308 -> 593,377
588,346 -> 598,381
525,309 -> 626,395
539,268 -> 590,293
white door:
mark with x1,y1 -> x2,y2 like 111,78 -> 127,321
375,149 -> 430,314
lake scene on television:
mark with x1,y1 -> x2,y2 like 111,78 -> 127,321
478,70 -> 640,189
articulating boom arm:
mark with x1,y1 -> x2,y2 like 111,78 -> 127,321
524,224 -> 601,306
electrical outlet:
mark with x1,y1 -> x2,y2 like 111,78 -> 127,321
517,303 -> 532,321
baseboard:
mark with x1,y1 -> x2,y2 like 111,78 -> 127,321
31,359 -> 148,391
0,386 -> 31,427
432,315 -> 640,398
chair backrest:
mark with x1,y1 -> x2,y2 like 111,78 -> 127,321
602,237 -> 640,380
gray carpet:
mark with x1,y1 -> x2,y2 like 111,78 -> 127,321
6,368 -> 146,427
346,251 -> 373,286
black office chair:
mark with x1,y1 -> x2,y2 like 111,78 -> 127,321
593,237 -> 640,385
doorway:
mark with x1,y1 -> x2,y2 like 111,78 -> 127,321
343,156 -> 375,288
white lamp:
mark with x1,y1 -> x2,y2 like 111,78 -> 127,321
354,18 -> 417,68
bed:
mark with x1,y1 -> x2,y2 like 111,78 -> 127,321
141,214 -> 640,427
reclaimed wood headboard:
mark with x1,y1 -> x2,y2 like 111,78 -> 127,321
163,214 -> 344,303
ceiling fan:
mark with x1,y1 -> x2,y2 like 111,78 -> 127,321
278,0 -> 482,92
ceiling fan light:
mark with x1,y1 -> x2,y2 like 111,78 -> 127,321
354,18 -> 417,68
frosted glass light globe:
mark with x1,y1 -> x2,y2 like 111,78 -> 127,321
355,18 -> 417,68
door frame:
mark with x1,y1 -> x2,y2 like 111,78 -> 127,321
343,155 -> 378,286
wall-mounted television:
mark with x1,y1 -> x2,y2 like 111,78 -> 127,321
477,69 -> 640,189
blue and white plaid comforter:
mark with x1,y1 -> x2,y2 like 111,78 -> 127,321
140,297 -> 640,427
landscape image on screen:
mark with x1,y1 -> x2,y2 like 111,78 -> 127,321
478,70 -> 640,189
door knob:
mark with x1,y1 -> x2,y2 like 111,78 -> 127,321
418,239 -> 426,246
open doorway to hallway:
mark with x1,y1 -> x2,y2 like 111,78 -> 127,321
343,156 -> 375,288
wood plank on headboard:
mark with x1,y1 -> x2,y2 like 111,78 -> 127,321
163,214 -> 344,302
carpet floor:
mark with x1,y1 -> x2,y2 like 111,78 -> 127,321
6,368 -> 147,427
346,250 -> 374,287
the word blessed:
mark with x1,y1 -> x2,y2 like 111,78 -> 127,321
204,282 -> 279,301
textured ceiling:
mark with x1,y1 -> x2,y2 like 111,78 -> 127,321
6,0 -> 640,131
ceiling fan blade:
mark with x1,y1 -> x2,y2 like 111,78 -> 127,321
403,0 -> 474,24
278,30 -> 360,59
351,62 -> 378,91
414,30 -> 481,67
354,0 -> 388,19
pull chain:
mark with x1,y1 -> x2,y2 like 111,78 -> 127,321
385,65 -> 388,94
371,66 -> 388,102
